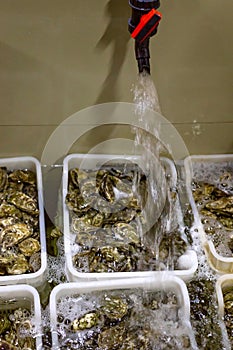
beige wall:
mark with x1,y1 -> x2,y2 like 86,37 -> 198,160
0,0 -> 232,160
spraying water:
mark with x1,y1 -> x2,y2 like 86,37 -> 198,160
132,71 -> 183,269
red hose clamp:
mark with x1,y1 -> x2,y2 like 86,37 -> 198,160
131,9 -> 162,43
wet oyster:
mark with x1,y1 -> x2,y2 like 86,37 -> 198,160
6,254 -> 30,275
0,313 -> 11,334
71,311 -> 100,331
1,223 -> 32,248
0,203 -> 22,219
0,308 -> 35,349
18,237 -> 41,256
101,295 -> 129,322
112,222 -> 140,245
8,169 -> 36,185
0,167 -> 8,192
7,191 -> 39,216
205,196 -> 233,217
97,324 -> 126,349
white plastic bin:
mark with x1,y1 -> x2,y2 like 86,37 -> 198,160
0,157 -> 47,286
184,154 -> 233,274
216,274 -> 233,350
63,154 -> 198,282
50,274 -> 198,349
0,284 -> 43,349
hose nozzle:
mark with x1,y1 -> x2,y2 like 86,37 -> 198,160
135,38 -> 150,74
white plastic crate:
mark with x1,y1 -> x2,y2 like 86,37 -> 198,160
50,274 -> 198,349
63,153 -> 198,282
216,274 -> 233,350
0,284 -> 43,349
184,154 -> 233,274
0,157 -> 47,286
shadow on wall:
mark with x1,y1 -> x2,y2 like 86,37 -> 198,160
95,0 -> 131,104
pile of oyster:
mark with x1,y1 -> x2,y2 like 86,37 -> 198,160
0,307 -> 36,349
191,172 -> 233,256
57,290 -> 192,350
0,167 -> 41,276
223,286 -> 233,346
66,165 -> 188,273
187,278 -> 224,349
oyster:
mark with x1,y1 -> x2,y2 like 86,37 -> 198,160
112,222 -> 140,245
23,184 -> 37,199
0,253 -> 15,275
192,181 -> 228,202
192,182 -> 216,202
7,191 -> 39,216
1,223 -> 32,249
8,169 -> 36,185
205,196 -> 233,217
88,245 -> 137,273
69,168 -> 89,187
75,228 -> 113,248
0,167 -> 8,192
101,295 -> 129,322
6,254 -> 30,275
71,311 -> 100,331
29,252 -> 41,272
0,308 -> 35,350
0,203 -> 22,219
0,217 -> 19,228
97,324 -> 126,349
81,179 -> 99,199
65,190 -> 91,215
219,217 -> 233,230
0,313 -> 11,334
18,237 -> 41,256
99,173 -> 115,202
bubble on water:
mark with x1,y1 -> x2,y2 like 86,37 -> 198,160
54,289 -> 195,349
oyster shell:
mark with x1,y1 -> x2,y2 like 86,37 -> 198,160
0,313 -> 11,335
71,311 -> 100,331
0,203 -> 22,219
97,323 -> 126,349
0,167 -> 8,192
8,169 -> 36,185
112,222 -> 140,245
6,254 -> 30,275
0,308 -> 35,350
18,237 -> 41,256
205,196 -> 233,217
1,223 -> 32,249
7,191 -> 39,216
101,295 -> 129,322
